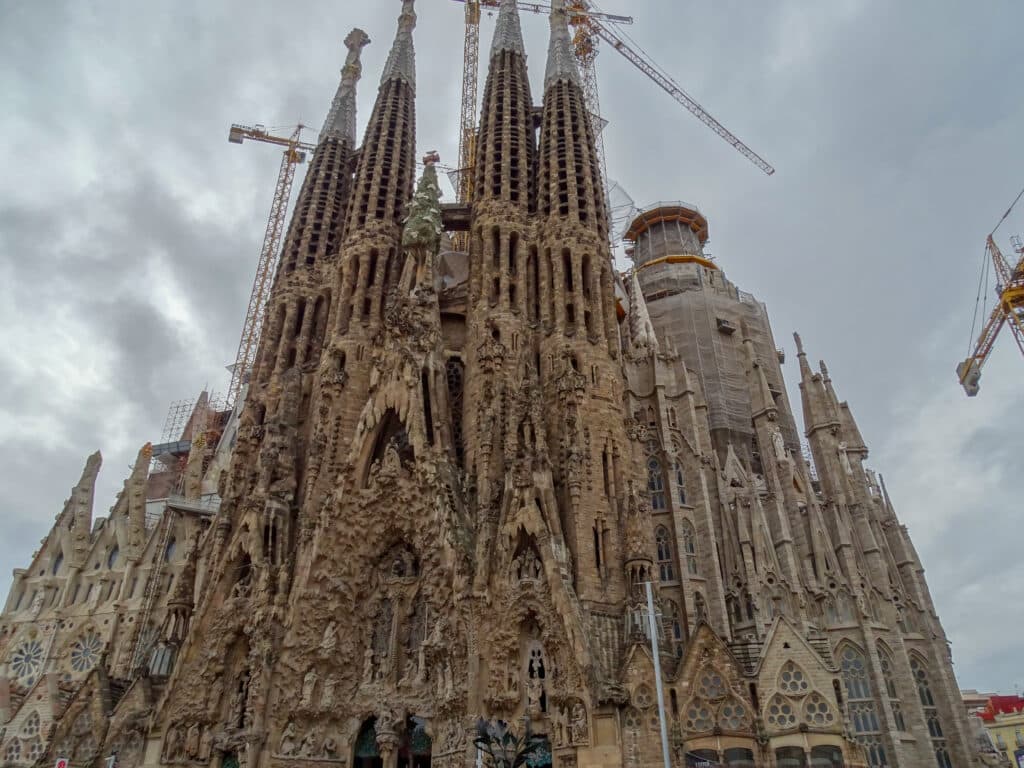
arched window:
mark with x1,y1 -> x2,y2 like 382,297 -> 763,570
107,546 -> 120,569
647,457 -> 666,510
911,657 -> 952,768
52,551 -> 64,575
681,520 -> 698,575
164,538 -> 177,562
655,527 -> 674,582
877,646 -> 906,732
694,592 -> 707,624
662,599 -> 683,656
673,460 -> 687,505
840,646 -> 887,767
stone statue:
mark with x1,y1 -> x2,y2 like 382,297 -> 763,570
838,442 -> 853,475
322,736 -> 339,759
771,429 -> 786,461
279,722 -> 298,757
163,725 -> 184,762
569,701 -> 588,744
301,668 -> 318,707
363,647 -> 375,682
299,726 -> 320,758
321,622 -> 338,654
199,727 -> 213,761
185,722 -> 201,758
321,676 -> 336,709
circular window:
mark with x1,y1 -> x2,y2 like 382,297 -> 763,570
685,702 -> 714,732
778,662 -> 810,695
698,671 -> 726,699
803,693 -> 835,726
11,639 -> 44,685
766,696 -> 798,729
633,684 -> 654,709
71,632 -> 104,672
719,700 -> 747,730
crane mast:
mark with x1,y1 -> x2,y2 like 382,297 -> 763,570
226,123 -> 316,408
451,0 -> 773,220
957,234 -> 1024,396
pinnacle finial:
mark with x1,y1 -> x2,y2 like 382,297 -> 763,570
629,271 -> 659,353
321,28 -> 371,144
381,0 -> 417,92
545,0 -> 582,90
819,360 -> 830,379
491,0 -> 526,59
402,153 -> 443,251
793,332 -> 805,356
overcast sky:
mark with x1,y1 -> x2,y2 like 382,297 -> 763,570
1,0 -> 1021,693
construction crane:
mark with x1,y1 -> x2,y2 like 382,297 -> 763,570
225,123 -> 316,408
957,191 -> 1024,396
452,0 -> 774,216
453,0 -> 633,214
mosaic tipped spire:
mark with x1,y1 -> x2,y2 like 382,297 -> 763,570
544,0 -> 581,90
402,152 -> 443,251
381,0 -> 417,92
490,0 -> 526,59
320,28 -> 371,144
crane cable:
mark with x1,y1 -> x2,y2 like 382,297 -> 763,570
966,184 -> 1024,355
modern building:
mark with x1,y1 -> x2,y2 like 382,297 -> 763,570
0,1 -> 984,767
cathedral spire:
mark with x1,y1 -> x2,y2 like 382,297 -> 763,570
320,29 -> 370,144
491,0 -> 525,59
545,0 -> 581,89
381,0 -> 417,92
629,270 -> 659,353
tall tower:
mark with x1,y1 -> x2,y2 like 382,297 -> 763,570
534,0 -> 632,608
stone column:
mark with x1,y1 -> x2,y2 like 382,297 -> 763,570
0,663 -> 11,722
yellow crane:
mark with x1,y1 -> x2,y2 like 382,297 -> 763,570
452,0 -> 774,214
957,222 -> 1024,396
226,123 -> 316,408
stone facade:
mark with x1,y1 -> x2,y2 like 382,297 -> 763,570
0,1 -> 980,767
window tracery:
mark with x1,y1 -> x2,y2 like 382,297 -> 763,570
21,712 -> 41,738
662,599 -> 683,657
647,457 -> 665,510
673,461 -> 686,505
681,520 -> 698,576
778,661 -> 810,695
70,631 -> 103,673
10,638 -> 44,686
803,692 -> 835,727
718,698 -> 748,731
765,694 -> 797,729
840,645 -> 887,767
655,527 -> 674,582
878,647 -> 905,732
911,656 -> 952,768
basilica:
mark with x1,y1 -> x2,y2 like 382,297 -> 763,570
0,1 -> 978,767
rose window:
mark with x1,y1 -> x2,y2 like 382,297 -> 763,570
719,700 -> 748,730
10,639 -> 44,685
71,632 -> 103,672
633,685 -> 654,709
623,707 -> 643,730
778,662 -> 810,695
697,670 -> 726,699
765,695 -> 797,729
684,701 -> 714,732
22,712 -> 41,737
804,693 -> 835,726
